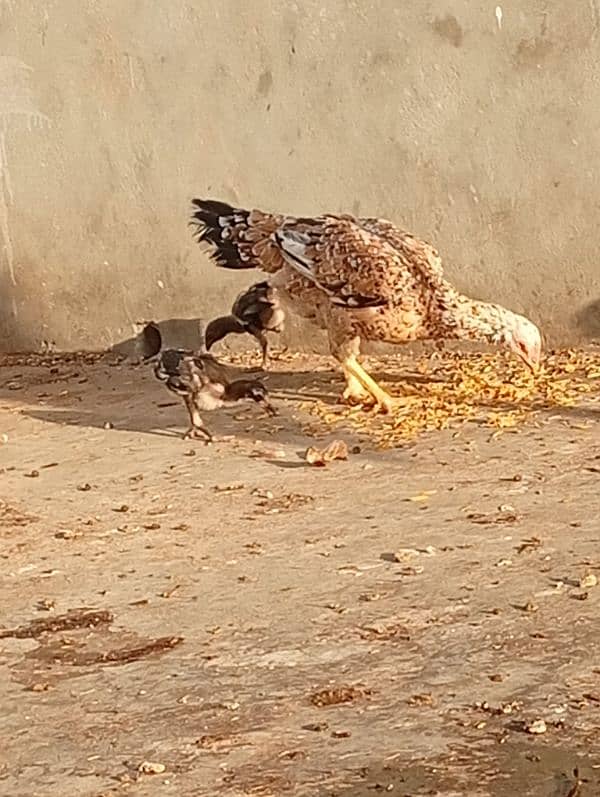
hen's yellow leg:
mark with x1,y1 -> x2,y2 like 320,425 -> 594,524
343,356 -> 395,414
341,366 -> 371,405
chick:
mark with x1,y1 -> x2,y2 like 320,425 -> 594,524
154,349 -> 276,441
204,281 -> 284,367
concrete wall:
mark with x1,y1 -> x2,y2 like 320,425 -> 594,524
0,0 -> 599,352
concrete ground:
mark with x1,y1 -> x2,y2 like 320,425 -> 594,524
0,349 -> 599,797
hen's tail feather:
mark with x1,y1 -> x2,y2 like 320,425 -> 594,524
191,199 -> 288,274
190,198 -> 255,270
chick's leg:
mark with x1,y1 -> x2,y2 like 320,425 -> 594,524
182,396 -> 213,442
250,328 -> 269,369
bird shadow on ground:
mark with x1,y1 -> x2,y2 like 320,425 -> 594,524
469,399 -> 598,422
21,398 -> 303,445
13,360 -> 454,451
255,363 -> 448,402
308,744 -> 595,797
7,358 -> 598,445
15,367 -> 342,446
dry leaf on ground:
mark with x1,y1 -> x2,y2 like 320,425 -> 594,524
310,685 -> 370,707
305,439 -> 349,466
138,761 -> 166,774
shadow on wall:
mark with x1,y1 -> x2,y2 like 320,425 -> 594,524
110,314 -> 328,361
576,298 -> 600,341
0,271 -> 25,352
109,318 -> 206,360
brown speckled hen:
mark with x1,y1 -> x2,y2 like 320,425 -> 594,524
191,200 -> 542,413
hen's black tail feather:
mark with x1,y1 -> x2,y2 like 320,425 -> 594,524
190,198 -> 254,270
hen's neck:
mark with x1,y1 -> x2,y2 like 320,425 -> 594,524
433,283 -> 513,345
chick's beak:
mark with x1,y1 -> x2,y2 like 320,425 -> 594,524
262,399 -> 278,417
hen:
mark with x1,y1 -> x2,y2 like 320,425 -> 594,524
204,281 -> 284,367
154,348 -> 276,441
191,199 -> 542,412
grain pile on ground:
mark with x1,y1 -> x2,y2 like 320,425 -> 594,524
305,349 -> 599,447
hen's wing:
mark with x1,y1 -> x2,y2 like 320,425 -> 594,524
274,216 -> 438,309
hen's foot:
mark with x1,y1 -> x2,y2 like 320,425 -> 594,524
342,357 -> 395,414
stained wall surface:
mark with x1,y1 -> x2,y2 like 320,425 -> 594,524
0,1 -> 599,351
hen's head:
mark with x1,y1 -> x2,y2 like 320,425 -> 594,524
444,294 -> 543,372
502,312 -> 542,372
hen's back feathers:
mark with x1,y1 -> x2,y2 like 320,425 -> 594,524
190,199 -> 446,311
354,217 -> 444,282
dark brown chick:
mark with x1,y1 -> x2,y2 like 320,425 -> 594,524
154,349 -> 276,441
204,281 -> 284,367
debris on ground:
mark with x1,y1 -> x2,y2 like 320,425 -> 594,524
310,685 -> 371,707
305,439 -> 349,466
138,761 -> 166,775
0,609 -> 113,640
524,718 -> 548,735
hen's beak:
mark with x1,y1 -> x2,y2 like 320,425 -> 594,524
512,342 -> 541,374
521,353 -> 536,373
